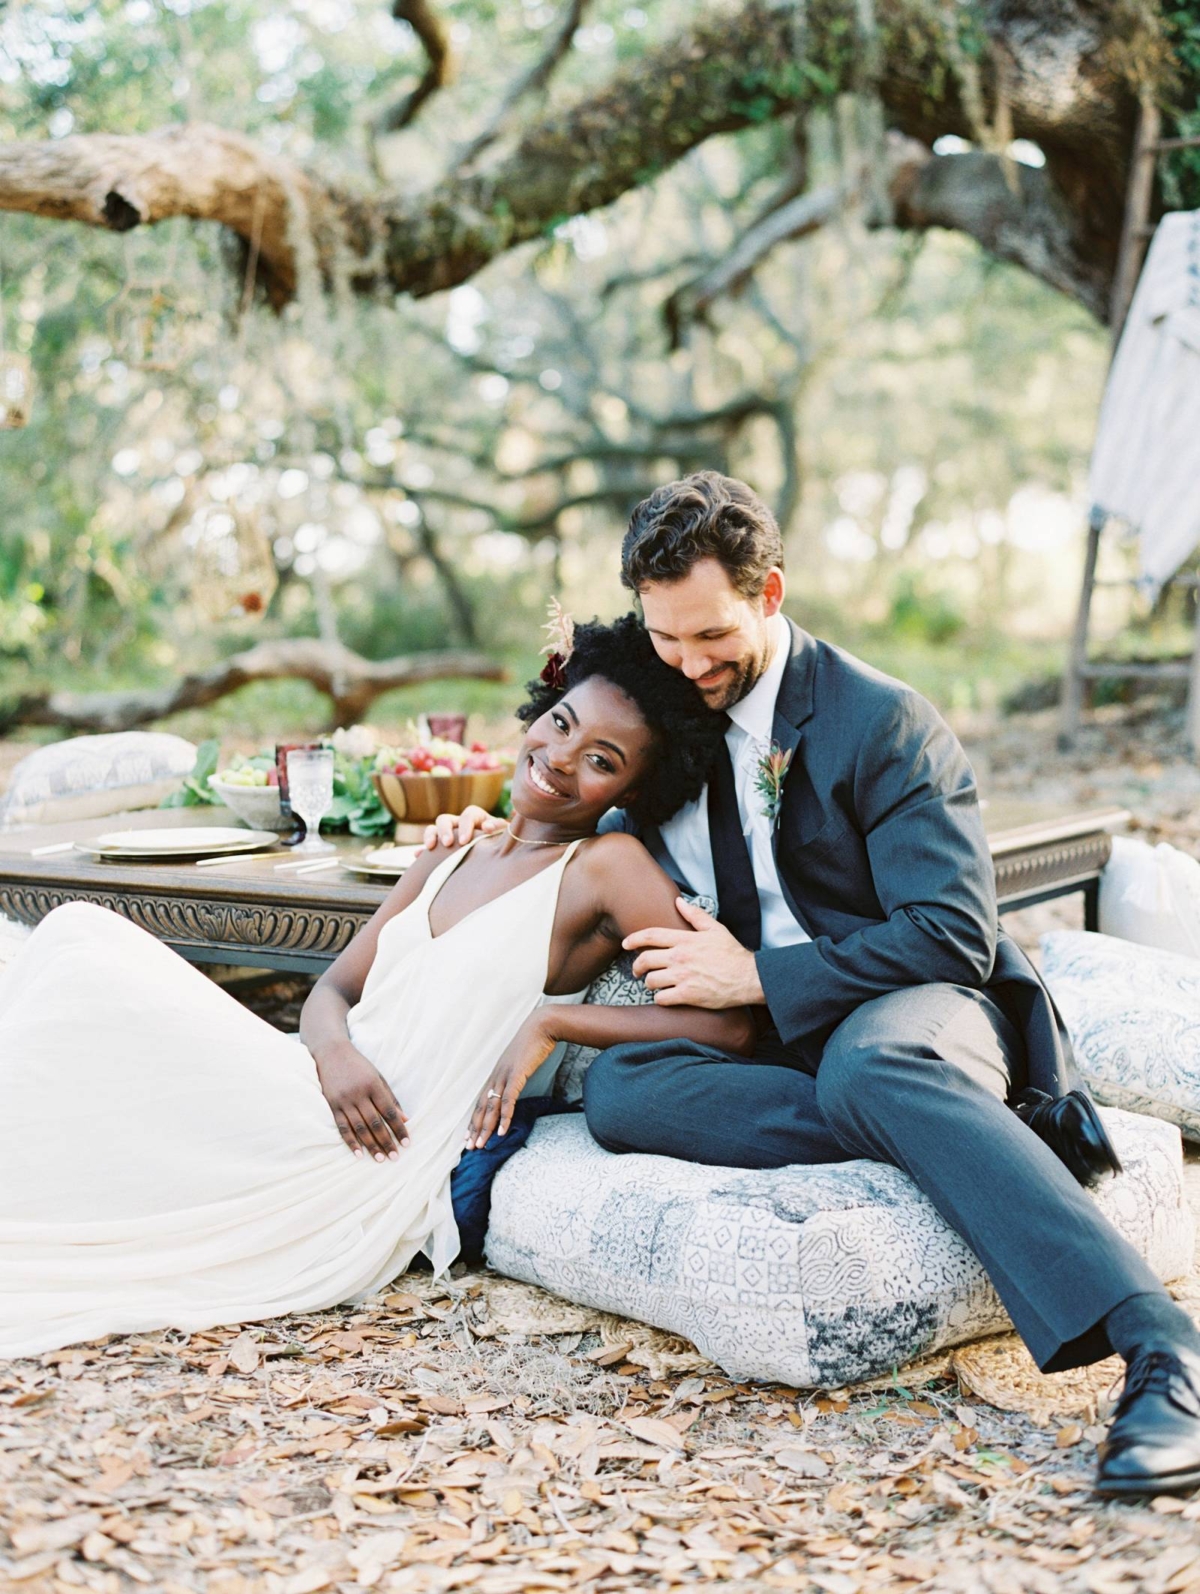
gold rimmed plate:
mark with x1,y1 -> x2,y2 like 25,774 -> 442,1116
75,827 -> 281,862
341,844 -> 423,879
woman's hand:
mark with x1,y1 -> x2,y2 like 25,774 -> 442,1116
466,1011 -> 558,1149
314,1040 -> 409,1161
422,805 -> 505,852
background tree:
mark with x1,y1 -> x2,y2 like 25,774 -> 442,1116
0,0 -> 1196,730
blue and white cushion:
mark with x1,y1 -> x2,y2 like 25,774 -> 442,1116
0,733 -> 197,830
1043,928 -> 1200,1141
487,1108 -> 1192,1388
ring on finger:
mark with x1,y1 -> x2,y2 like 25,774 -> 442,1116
486,1088 -> 500,1099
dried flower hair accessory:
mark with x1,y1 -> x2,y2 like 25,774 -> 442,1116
539,597 -> 575,691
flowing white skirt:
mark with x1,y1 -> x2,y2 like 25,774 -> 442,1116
0,841 -> 579,1357
0,904 -> 445,1355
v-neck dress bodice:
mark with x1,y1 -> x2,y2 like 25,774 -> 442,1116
0,837 -> 584,1356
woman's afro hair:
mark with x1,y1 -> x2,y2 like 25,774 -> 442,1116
516,611 -> 724,826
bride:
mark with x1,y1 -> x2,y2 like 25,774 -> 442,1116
0,614 -> 752,1357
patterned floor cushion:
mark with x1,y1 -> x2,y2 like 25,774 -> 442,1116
486,1109 -> 1193,1389
1043,928 -> 1200,1141
0,732 -> 197,830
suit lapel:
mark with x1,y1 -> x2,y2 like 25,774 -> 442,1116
768,621 -> 818,939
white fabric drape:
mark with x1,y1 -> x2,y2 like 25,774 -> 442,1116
1088,209 -> 1200,594
0,838 -> 583,1356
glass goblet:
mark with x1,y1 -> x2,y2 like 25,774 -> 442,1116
286,748 -> 336,855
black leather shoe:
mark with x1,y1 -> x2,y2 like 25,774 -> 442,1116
1013,1088 -> 1123,1189
1096,1346 -> 1200,1497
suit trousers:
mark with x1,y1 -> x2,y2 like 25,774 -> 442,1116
582,982 -> 1164,1372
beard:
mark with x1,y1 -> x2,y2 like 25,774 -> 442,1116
697,645 -> 770,713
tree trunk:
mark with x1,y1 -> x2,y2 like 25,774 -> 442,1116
0,640 -> 507,734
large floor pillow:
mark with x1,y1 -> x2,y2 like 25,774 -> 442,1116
486,1110 -> 1193,1389
1043,929 -> 1200,1141
0,732 -> 197,830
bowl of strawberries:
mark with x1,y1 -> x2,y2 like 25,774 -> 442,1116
371,738 -> 511,829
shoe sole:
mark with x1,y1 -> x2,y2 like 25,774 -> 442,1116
1094,1463 -> 1200,1499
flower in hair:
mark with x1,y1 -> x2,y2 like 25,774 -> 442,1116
539,597 -> 574,692
540,652 -> 568,691
541,596 -> 575,662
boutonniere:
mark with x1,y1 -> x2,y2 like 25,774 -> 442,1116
754,742 -> 793,829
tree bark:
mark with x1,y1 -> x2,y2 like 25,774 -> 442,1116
0,1 -> 1154,315
0,640 -> 507,734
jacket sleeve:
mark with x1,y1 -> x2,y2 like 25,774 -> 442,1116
755,691 -> 998,1047
597,807 -> 637,836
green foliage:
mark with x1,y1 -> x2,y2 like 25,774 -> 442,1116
160,738 -> 221,807
326,753 -> 393,837
1164,4 -> 1200,208
886,574 -> 967,647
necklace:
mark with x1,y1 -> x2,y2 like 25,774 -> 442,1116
495,822 -> 581,848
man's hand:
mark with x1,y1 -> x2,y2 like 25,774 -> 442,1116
466,1011 -> 557,1149
421,804 -> 506,853
624,898 -> 765,1008
314,1040 -> 409,1161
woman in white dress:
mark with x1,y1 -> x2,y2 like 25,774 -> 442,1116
0,616 -> 753,1357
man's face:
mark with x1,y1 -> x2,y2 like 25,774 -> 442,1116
639,557 -> 786,713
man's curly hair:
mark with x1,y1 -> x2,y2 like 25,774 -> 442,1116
516,612 -> 723,826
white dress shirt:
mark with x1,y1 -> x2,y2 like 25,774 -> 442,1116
658,612 -> 811,950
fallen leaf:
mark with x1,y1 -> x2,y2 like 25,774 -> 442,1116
284,1571 -> 337,1594
775,1448 -> 830,1478
586,1343 -> 632,1366
375,1416 -> 426,1436
625,1416 -> 687,1451
11,1513 -> 104,1556
468,1532 -> 510,1561
1056,1424 -> 1084,1449
929,1471 -> 973,1509
228,1332 -> 260,1374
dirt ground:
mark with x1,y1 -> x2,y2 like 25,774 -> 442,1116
4,704 -> 1200,1594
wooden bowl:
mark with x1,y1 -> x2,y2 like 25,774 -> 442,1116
372,769 -> 509,825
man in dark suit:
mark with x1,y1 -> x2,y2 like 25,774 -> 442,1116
589,472 -> 1200,1499
433,471 -> 1200,1496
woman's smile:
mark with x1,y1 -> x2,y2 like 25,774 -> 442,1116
526,754 -> 570,798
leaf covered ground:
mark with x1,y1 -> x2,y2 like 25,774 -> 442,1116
5,703 -> 1200,1592
4,1252 -> 1200,1594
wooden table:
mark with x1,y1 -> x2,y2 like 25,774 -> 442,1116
0,801 -> 1128,973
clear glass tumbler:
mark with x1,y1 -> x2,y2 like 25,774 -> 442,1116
286,747 -> 336,854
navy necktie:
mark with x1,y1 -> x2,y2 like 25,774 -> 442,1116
707,729 -> 761,952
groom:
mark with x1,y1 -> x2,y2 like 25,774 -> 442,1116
439,471 -> 1200,1497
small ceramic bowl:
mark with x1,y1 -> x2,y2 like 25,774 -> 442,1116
210,777 -> 285,832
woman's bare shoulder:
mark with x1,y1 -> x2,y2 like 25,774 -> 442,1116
575,830 -> 671,895
577,830 -> 654,869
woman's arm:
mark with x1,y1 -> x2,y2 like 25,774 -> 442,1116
558,831 -> 757,1055
299,844 -> 458,1160
466,833 -> 756,1146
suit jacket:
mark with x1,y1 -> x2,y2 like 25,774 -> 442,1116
604,620 -> 1077,1097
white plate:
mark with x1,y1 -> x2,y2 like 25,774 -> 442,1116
343,844 -> 422,879
76,828 -> 280,860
